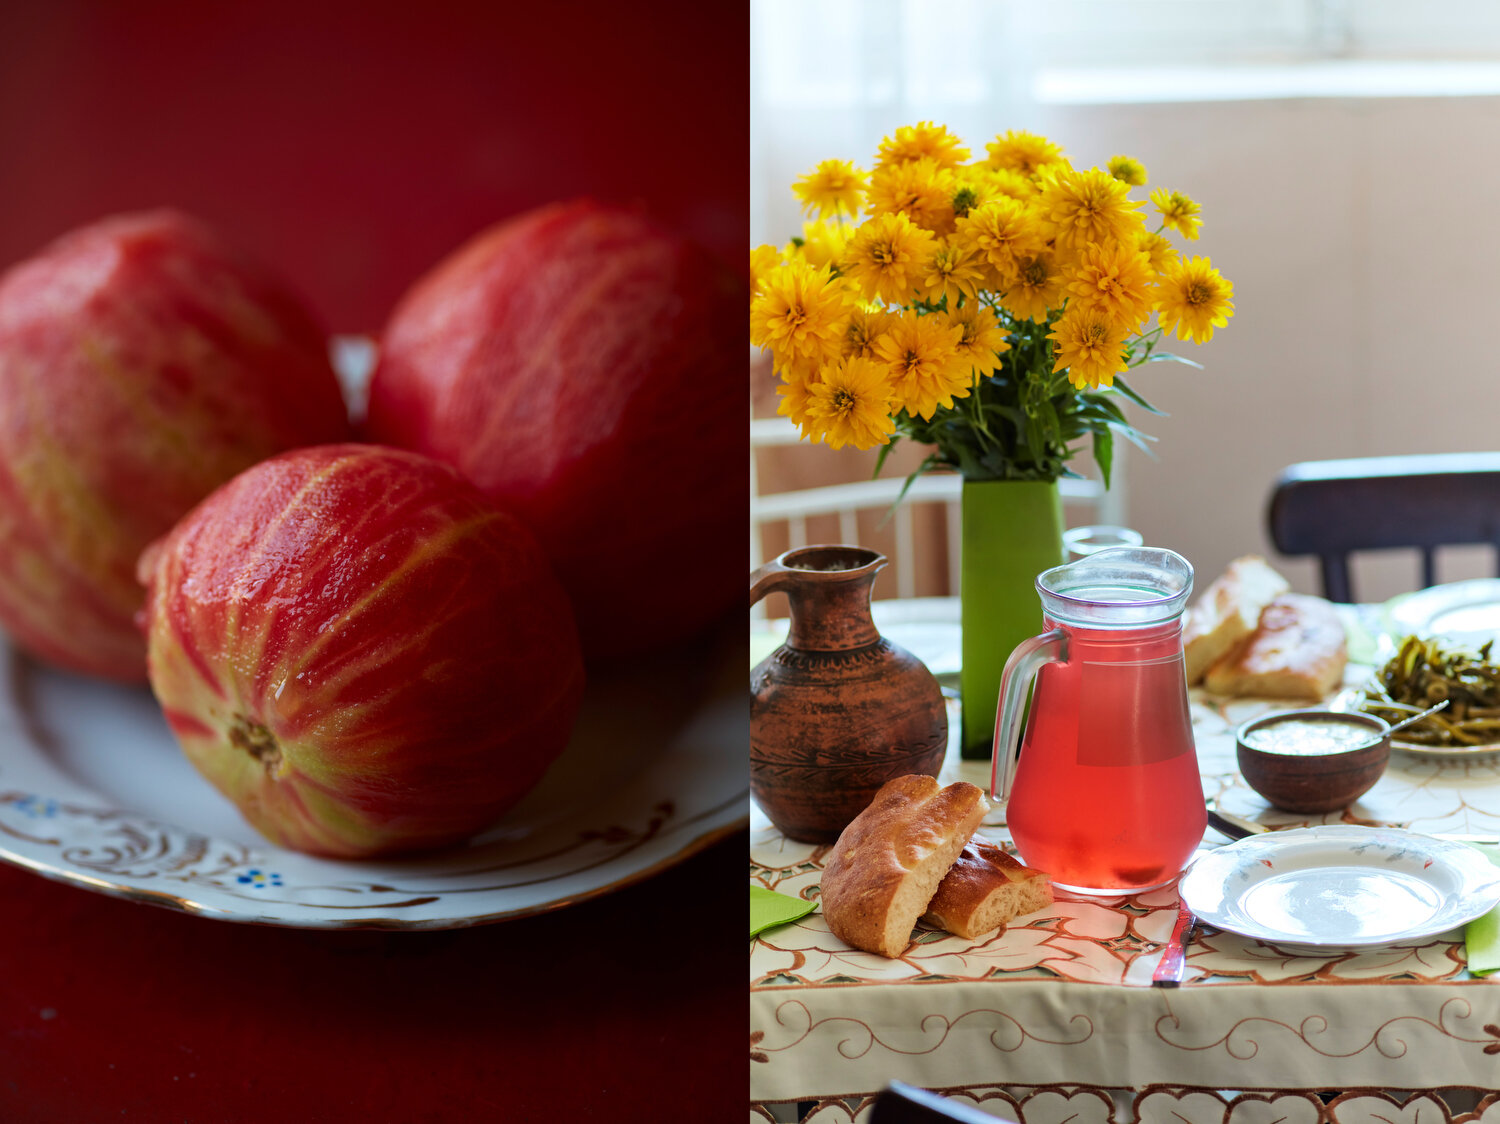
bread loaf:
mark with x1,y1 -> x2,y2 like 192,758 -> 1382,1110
1182,555 -> 1290,684
819,775 -> 989,959
921,836 -> 1052,940
1203,592 -> 1347,700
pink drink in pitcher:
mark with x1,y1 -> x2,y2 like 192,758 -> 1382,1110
991,548 -> 1205,894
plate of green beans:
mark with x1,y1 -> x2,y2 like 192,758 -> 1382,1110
1339,634 -> 1500,757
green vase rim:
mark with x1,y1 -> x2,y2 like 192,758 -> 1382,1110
960,476 -> 1060,486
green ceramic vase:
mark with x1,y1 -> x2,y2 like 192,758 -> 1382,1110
959,478 -> 1066,760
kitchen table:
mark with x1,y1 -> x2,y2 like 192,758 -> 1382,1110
750,601 -> 1500,1122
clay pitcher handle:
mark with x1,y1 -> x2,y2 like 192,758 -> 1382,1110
991,629 -> 1067,805
749,559 -> 794,608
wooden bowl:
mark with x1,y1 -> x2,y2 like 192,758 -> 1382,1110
1234,709 -> 1392,814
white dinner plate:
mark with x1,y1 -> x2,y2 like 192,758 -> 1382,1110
1384,579 -> 1500,649
1181,825 -> 1500,948
0,633 -> 746,929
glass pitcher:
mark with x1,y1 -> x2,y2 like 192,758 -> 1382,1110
991,547 -> 1205,895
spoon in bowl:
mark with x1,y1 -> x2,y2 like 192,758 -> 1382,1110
1360,698 -> 1450,746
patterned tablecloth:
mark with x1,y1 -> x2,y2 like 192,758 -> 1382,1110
750,615 -> 1500,1124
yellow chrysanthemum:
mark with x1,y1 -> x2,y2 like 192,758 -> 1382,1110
952,166 -> 1036,216
1135,229 -> 1178,275
1064,242 -> 1155,333
842,305 -> 895,360
953,197 -> 1047,287
987,166 -> 1042,202
873,311 -> 970,421
792,159 -> 867,219
984,130 -> 1067,177
949,166 -> 990,218
1038,167 -> 1144,254
999,254 -> 1065,323
866,157 -> 956,234
793,220 -> 851,272
1150,188 -> 1202,241
842,212 -> 936,306
1048,306 -> 1130,390
876,122 -> 970,170
804,356 -> 898,451
1155,255 -> 1234,345
920,239 -> 986,306
775,363 -> 819,435
750,261 -> 851,367
750,244 -> 780,297
1106,155 -> 1147,186
944,305 -> 1010,382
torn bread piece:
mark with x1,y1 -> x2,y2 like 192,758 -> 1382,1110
819,775 -> 989,958
921,836 -> 1053,940
1203,592 -> 1348,701
1182,555 -> 1291,685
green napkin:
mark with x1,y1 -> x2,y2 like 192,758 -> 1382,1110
1464,844 -> 1500,976
750,624 -> 787,669
751,886 -> 815,939
1335,602 -> 1382,667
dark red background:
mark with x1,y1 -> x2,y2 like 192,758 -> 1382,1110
0,2 -> 748,1120
0,836 -> 746,1122
0,0 -> 746,333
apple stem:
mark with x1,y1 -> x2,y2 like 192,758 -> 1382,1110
229,717 -> 285,779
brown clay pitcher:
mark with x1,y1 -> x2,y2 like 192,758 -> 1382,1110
750,545 -> 948,842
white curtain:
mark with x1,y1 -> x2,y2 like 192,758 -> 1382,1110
750,0 -> 1500,249
751,0 -> 1038,248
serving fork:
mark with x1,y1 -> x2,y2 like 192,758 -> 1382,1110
1151,900 -> 1198,988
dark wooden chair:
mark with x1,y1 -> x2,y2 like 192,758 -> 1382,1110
869,1081 -> 1018,1123
1266,452 -> 1500,602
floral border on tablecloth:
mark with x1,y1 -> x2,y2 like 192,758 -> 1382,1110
751,1086 -> 1500,1124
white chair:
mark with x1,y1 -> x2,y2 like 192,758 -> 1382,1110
750,414 -> 1127,601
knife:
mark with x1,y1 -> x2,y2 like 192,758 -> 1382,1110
1152,899 -> 1197,988
1206,805 -> 1265,841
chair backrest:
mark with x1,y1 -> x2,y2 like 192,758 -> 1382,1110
1267,452 -> 1500,602
869,1082 -> 1017,1123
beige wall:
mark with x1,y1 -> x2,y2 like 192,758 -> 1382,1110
755,93 -> 1500,604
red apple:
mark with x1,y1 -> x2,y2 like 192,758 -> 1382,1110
138,443 -> 585,859
363,200 -> 745,661
0,209 -> 353,681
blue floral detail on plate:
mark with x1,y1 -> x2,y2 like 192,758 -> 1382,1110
235,868 -> 283,889
10,795 -> 59,819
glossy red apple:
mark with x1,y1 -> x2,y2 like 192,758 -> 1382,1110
138,443 -> 585,859
0,209 -> 353,681
363,200 -> 745,661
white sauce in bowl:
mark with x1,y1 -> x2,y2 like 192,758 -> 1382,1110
1243,718 -> 1379,757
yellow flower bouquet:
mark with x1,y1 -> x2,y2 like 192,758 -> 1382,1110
750,123 -> 1236,759
749,123 -> 1233,488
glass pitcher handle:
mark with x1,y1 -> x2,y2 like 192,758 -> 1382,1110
991,629 -> 1067,804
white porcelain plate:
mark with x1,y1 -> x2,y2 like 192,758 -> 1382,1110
0,635 -> 746,929
1384,579 -> 1500,648
1181,825 -> 1500,948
